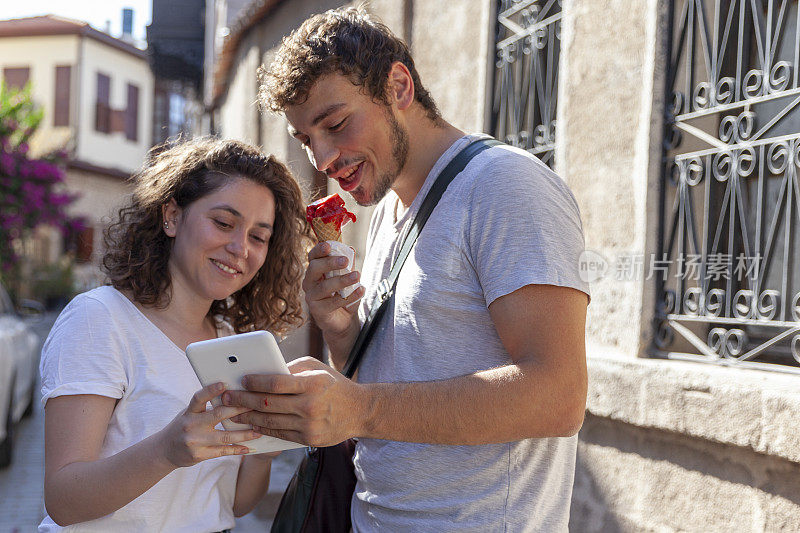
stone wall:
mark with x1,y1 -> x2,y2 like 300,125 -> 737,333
560,0 -> 800,530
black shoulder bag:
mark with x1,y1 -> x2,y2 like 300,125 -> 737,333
270,138 -> 501,533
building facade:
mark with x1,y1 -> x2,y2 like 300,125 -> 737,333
212,1 -> 800,530
0,15 -> 154,288
148,0 -> 207,144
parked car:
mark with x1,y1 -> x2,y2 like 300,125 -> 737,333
0,281 -> 41,468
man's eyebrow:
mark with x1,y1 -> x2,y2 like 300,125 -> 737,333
312,103 -> 347,126
210,205 -> 273,230
287,103 -> 347,139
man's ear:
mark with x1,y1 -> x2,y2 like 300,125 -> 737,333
162,199 -> 181,238
387,61 -> 414,111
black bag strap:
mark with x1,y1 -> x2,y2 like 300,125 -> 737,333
342,138 -> 502,378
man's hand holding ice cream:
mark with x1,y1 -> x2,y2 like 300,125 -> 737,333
301,194 -> 365,361
306,193 -> 362,300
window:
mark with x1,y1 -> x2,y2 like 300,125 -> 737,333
153,86 -> 168,144
3,67 -> 30,90
125,83 -> 139,141
168,92 -> 186,138
490,0 -> 562,168
95,72 -> 111,133
655,0 -> 800,370
65,226 -> 94,264
54,65 -> 71,127
76,227 -> 94,264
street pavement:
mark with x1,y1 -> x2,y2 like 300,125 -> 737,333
0,313 -> 53,533
0,312 -> 303,532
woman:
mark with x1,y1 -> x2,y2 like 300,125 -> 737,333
39,138 -> 313,531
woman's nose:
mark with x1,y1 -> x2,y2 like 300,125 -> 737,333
226,231 -> 248,258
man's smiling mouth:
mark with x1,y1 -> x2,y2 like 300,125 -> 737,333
337,161 -> 363,191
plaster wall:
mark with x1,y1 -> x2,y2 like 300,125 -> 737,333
0,35 -> 78,157
0,34 -> 79,130
64,167 -> 133,288
65,168 -> 130,225
572,414 -> 800,532
218,42 -> 260,145
409,0 -> 492,133
76,38 -> 153,173
0,34 -> 152,171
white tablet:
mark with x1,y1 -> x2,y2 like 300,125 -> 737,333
186,331 -> 304,454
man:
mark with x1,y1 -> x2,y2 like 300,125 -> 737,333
223,6 -> 590,531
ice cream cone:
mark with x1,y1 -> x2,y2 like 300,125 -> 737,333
311,219 -> 342,242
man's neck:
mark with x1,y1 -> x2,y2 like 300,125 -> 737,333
392,119 -> 466,208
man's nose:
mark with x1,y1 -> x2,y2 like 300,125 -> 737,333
307,139 -> 339,173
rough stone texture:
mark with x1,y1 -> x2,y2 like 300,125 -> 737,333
572,415 -> 800,532
410,0 -> 490,133
559,0 -> 666,354
760,389 -> 800,460
563,0 -> 800,526
587,347 -> 800,464
580,347 -> 800,530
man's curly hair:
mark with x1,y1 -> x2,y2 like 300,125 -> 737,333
258,6 -> 441,122
102,137 -> 313,336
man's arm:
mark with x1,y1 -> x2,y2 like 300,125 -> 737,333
225,283 -> 588,445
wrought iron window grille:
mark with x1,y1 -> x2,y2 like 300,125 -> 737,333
491,0 -> 562,168
655,0 -> 800,371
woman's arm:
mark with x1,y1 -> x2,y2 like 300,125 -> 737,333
232,452 -> 279,517
44,384 -> 257,526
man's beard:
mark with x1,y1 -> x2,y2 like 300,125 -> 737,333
354,108 -> 409,206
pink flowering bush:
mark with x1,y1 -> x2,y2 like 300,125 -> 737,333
0,82 -> 84,282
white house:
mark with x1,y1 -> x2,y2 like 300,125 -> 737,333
0,14 -> 154,287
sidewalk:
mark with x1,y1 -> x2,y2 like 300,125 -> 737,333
0,396 -> 46,532
0,313 -> 54,532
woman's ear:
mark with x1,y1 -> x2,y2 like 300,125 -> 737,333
162,199 -> 181,238
387,61 -> 415,111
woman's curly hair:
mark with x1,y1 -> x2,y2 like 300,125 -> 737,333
258,5 -> 441,122
102,137 -> 314,336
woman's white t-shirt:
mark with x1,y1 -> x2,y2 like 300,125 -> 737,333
39,286 -> 241,533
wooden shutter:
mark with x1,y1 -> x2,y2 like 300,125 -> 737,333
76,227 -> 94,263
125,84 -> 139,141
3,67 -> 30,90
95,73 -> 110,133
54,66 -> 71,127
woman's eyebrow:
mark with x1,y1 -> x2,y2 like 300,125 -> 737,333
210,205 -> 273,229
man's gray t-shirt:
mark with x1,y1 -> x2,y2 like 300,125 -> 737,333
352,134 -> 590,532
